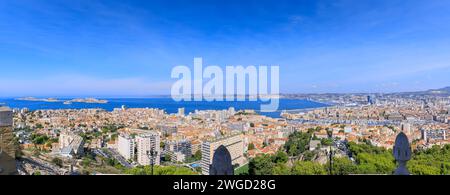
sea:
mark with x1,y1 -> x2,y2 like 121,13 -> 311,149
0,98 -> 328,118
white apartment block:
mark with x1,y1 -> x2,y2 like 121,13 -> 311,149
117,134 -> 135,161
58,130 -> 84,157
136,132 -> 161,166
201,134 -> 244,175
165,139 -> 191,163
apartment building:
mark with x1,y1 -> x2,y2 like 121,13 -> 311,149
136,132 -> 161,166
58,130 -> 84,158
201,134 -> 244,175
117,133 -> 135,161
165,139 -> 192,162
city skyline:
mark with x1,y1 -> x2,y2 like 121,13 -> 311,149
2,0 -> 450,96
0,85 -> 449,99
2,0 -> 450,181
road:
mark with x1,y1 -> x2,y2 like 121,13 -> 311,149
105,148 -> 133,168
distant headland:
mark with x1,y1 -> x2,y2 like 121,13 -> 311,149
16,97 -> 108,104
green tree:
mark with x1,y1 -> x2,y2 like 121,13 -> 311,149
248,154 -> 274,175
407,144 -> 450,175
193,150 -> 202,161
345,142 -> 396,174
321,138 -> 333,146
407,163 -> 440,175
105,157 -> 120,167
30,134 -> 50,145
164,153 -> 172,162
331,157 -> 357,175
82,157 -> 92,167
291,161 -> 326,175
356,152 -> 395,174
52,157 -> 63,167
248,143 -> 255,150
284,131 -> 311,156
272,163 -> 291,175
12,137 -> 23,158
271,151 -> 288,164
125,165 -> 196,175
302,150 -> 316,161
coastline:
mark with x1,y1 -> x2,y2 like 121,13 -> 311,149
1,98 -> 327,119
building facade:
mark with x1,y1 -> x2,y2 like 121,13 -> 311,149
136,132 -> 161,166
165,139 -> 192,162
422,129 -> 447,142
117,133 -> 135,161
58,130 -> 84,158
178,107 -> 185,116
201,134 -> 244,175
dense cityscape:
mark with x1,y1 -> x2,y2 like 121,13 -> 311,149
2,1 -> 450,184
1,87 -> 450,175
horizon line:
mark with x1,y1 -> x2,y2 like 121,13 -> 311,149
1,85 -> 449,99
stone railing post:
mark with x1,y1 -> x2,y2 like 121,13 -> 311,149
393,132 -> 411,175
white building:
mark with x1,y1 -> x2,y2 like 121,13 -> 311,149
165,139 -> 192,162
58,130 -> 84,158
309,140 -> 321,151
344,126 -> 352,133
117,134 -> 135,161
136,132 -> 161,166
401,123 -> 412,135
172,151 -> 187,163
178,107 -> 185,117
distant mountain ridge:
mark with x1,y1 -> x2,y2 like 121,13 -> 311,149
424,86 -> 450,94
281,86 -> 450,96
402,86 -> 450,95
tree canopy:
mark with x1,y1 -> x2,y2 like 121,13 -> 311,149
250,132 -> 450,175
125,165 -> 196,175
284,131 -> 311,156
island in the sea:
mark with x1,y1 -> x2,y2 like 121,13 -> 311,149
16,97 -> 108,104
16,97 -> 59,102
65,98 -> 108,104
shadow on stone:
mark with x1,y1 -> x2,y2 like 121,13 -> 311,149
0,152 -> 17,175
1,106 -> 17,175
209,145 -> 234,175
393,132 -> 411,175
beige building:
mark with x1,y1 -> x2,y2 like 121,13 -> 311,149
201,134 -> 244,175
0,107 -> 17,175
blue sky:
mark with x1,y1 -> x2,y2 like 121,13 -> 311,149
1,0 -> 450,97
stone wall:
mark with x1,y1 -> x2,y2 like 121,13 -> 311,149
0,107 -> 17,175
0,108 -> 13,126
